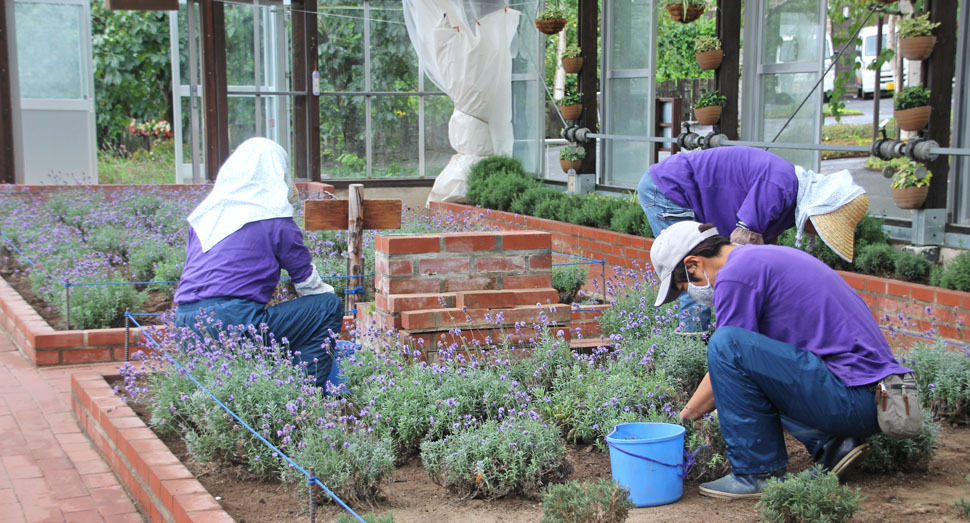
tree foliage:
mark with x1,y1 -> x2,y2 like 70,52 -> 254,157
91,1 -> 172,147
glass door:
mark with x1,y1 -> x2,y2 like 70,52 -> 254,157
14,0 -> 97,184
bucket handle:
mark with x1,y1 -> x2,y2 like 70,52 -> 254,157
605,441 -> 710,479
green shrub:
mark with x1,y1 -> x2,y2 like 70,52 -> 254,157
894,85 -> 930,111
420,418 -> 569,499
609,202 -> 653,237
757,466 -> 862,523
573,195 -> 623,229
893,250 -> 932,284
541,479 -> 634,523
553,262 -> 589,304
470,170 -> 539,212
861,409 -> 938,473
955,475 -> 970,520
854,243 -> 897,276
510,186 -> 557,216
778,215 -> 889,272
337,513 -> 394,523
899,341 -> 970,423
468,155 -> 526,185
931,251 -> 970,292
532,191 -> 572,221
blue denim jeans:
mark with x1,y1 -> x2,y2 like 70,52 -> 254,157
707,327 -> 881,474
637,170 -> 710,332
175,293 -> 344,389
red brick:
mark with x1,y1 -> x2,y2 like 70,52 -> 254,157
442,277 -> 498,292
500,231 -> 551,250
32,332 -> 84,349
379,236 -> 439,255
444,234 -> 497,252
476,256 -> 526,272
33,349 -> 61,366
571,304 -> 609,320
62,348 -> 113,364
374,293 -> 388,311
936,289 -> 965,308
457,289 -> 559,309
386,278 -> 442,295
886,282 -> 910,299
173,493 -> 220,523
419,257 -> 470,275
864,277 -> 887,294
840,272 -> 866,291
400,311 -> 437,330
387,259 -> 413,276
530,254 -> 552,269
86,329 -> 127,346
504,274 -> 553,289
187,510 -> 234,523
910,285 -> 935,304
386,293 -> 455,313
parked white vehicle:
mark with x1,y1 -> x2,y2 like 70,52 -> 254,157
855,25 -> 907,99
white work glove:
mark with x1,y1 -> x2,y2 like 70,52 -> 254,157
729,223 -> 765,245
293,265 -> 335,297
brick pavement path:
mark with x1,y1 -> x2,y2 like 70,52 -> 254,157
0,327 -> 143,522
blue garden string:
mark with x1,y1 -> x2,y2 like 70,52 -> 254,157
879,325 -> 970,349
604,440 -> 708,479
125,313 -> 366,523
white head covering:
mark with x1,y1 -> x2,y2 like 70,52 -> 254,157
793,167 -> 865,246
187,138 -> 295,252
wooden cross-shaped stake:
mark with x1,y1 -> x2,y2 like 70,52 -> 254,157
303,184 -> 402,312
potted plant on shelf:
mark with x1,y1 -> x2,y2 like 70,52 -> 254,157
898,13 -> 940,61
694,35 -> 722,70
559,90 -> 583,121
694,90 -> 726,125
562,45 -> 583,74
665,0 -> 706,24
893,85 -> 931,131
888,158 -> 932,209
535,3 -> 567,35
559,144 -> 586,172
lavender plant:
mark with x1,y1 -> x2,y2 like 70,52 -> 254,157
420,418 -> 569,499
899,341 -> 970,422
541,479 -> 634,523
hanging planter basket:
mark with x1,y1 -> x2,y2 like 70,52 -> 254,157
892,186 -> 929,209
665,3 -> 705,23
562,57 -> 584,74
695,49 -> 723,70
535,18 -> 567,35
560,159 -> 583,172
694,106 -> 721,125
898,36 -> 936,61
894,106 -> 931,131
560,104 -> 583,121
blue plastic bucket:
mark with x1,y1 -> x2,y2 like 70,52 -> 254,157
605,422 -> 686,507
325,340 -> 358,389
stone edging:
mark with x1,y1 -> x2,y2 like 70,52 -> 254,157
71,372 -> 231,523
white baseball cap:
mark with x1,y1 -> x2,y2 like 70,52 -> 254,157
649,221 -> 719,307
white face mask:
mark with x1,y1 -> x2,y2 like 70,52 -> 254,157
685,262 -> 715,307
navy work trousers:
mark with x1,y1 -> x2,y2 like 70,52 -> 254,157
707,326 -> 881,474
174,293 -> 344,389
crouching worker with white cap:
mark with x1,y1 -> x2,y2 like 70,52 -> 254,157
174,137 -> 343,390
649,220 -> 913,499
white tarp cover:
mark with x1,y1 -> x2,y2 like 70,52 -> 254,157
403,0 -> 520,205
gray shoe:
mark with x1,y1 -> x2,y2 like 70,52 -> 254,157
698,470 -> 785,500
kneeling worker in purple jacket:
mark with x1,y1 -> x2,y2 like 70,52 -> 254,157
174,138 -> 343,389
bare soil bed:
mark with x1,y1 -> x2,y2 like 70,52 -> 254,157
109,378 -> 970,523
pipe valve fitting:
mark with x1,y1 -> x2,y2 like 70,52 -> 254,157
905,138 -> 939,163
561,126 -> 591,144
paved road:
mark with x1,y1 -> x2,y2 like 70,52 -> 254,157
826,96 -> 894,126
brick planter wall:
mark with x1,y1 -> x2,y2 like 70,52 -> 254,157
0,182 -> 336,366
430,202 -> 970,344
71,372 -> 231,522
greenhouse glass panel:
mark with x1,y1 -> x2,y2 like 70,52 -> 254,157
425,95 -> 455,178
319,95 -> 366,178
761,2 -> 820,66
228,97 -> 257,150
370,0 -> 418,92
512,79 -> 540,175
15,2 -> 83,99
761,72 -> 818,168
607,77 -> 652,187
176,1 -> 201,87
317,3 -> 364,92
225,4 -> 256,86
610,0 -> 652,70
371,96 -> 420,177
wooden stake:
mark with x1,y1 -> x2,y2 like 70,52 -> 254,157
346,184 -> 364,313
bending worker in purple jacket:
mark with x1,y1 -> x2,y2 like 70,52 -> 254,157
650,221 -> 912,499
638,146 -> 868,334
174,138 -> 344,389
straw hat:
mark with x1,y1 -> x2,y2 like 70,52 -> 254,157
809,193 -> 869,262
